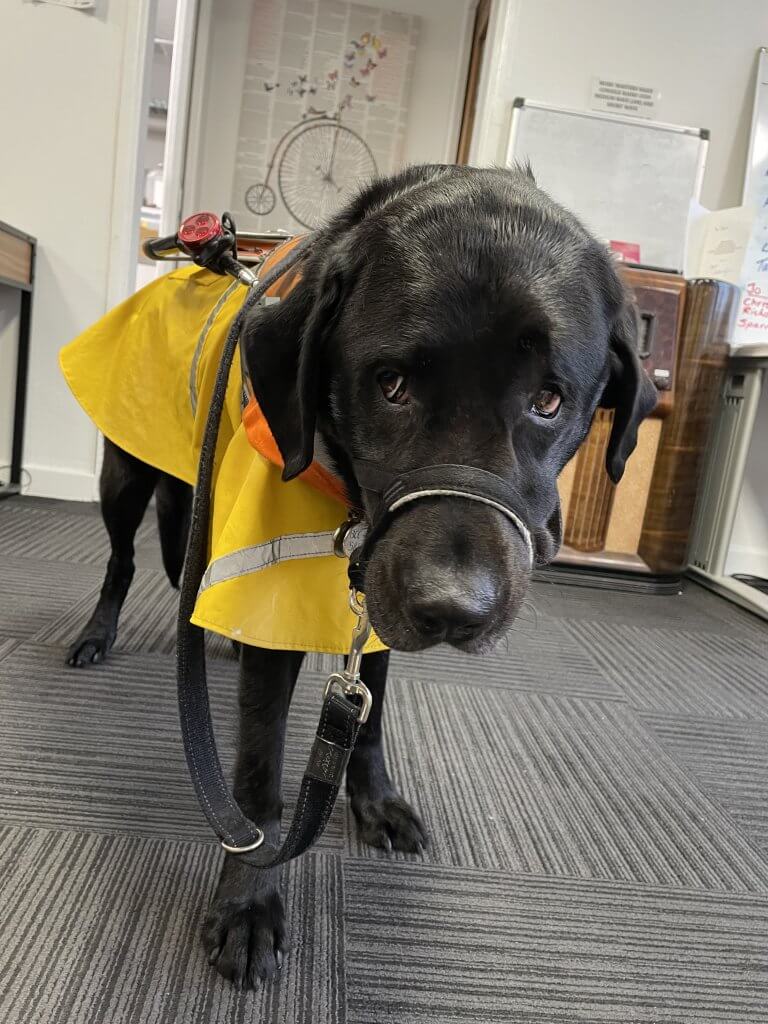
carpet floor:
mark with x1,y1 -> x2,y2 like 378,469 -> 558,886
0,495 -> 766,1023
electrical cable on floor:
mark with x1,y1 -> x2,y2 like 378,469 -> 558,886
732,573 -> 768,595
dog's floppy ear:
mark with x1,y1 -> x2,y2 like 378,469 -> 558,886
599,302 -> 658,483
242,245 -> 355,480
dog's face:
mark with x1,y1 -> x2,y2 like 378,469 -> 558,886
244,166 -> 657,652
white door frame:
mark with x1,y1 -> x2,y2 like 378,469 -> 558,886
469,0 -> 520,165
105,0 -> 158,311
160,0 -> 201,242
95,0 -> 200,493
444,0 -> 478,163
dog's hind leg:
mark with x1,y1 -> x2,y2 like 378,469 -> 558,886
204,645 -> 303,988
155,472 -> 192,588
157,474 -> 235,661
346,650 -> 429,853
66,438 -> 158,667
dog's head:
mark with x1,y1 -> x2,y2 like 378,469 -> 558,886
243,165 -> 657,652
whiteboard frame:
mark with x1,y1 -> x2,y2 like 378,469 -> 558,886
505,96 -> 708,268
506,97 -> 709,205
742,47 -> 768,204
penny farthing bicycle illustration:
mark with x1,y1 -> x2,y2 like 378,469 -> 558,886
245,109 -> 377,229
245,33 -> 387,228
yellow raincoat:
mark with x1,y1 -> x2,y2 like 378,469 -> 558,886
59,241 -> 385,655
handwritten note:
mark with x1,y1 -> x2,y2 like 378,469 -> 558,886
738,281 -> 768,335
685,173 -> 768,349
732,165 -> 768,346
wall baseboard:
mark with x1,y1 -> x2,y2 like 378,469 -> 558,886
24,463 -> 97,502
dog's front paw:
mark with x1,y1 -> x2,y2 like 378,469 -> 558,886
351,792 -> 429,853
203,886 -> 287,989
65,630 -> 115,668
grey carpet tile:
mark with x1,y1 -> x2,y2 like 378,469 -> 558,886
563,621 -> 768,720
133,530 -> 171,571
0,636 -> 21,662
4,495 -> 768,1022
0,826 -> 345,1024
344,860 -> 768,1024
0,500 -> 154,565
533,577 -> 767,639
0,642 -> 223,839
0,644 -> 346,850
0,556 -> 103,640
0,495 -> 102,517
308,613 -> 622,701
679,578 -> 768,642
33,567 -> 234,660
347,676 -> 768,891
386,619 -> 622,701
643,712 -> 768,855
304,651 -> 343,675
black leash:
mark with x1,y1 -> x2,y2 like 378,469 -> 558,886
176,235 -> 370,867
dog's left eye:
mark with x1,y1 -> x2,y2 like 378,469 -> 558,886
531,387 -> 562,419
378,371 -> 408,404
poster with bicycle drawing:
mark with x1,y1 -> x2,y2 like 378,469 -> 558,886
231,0 -> 420,232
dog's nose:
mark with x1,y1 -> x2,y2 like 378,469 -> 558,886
406,569 -> 496,644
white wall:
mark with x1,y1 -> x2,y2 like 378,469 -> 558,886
185,0 -> 472,215
396,0 -> 473,166
0,1 -> 151,499
473,0 -> 768,579
474,0 -> 768,209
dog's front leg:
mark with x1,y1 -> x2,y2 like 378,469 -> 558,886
346,650 -> 428,853
203,646 -> 303,988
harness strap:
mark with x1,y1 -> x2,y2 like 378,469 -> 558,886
177,235 -> 365,868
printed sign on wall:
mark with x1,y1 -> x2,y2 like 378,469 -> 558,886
231,0 -> 420,232
590,77 -> 659,119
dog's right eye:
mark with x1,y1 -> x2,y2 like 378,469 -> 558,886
378,371 -> 408,405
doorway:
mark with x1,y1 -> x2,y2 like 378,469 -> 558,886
179,0 -> 476,231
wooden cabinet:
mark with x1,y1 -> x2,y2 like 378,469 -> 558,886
555,269 -> 739,579
0,221 -> 35,498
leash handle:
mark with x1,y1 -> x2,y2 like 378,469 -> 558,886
176,234 -> 366,868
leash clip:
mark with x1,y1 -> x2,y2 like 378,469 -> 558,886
323,590 -> 373,724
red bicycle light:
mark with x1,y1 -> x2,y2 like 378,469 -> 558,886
178,212 -> 222,252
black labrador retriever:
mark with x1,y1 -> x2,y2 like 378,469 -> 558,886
66,164 -> 656,987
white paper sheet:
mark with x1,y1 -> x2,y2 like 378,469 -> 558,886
684,200 -> 768,350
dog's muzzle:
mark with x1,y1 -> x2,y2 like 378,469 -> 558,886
336,460 -> 535,594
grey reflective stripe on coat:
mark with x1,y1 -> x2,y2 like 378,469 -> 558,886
198,531 -> 337,592
188,280 -> 241,415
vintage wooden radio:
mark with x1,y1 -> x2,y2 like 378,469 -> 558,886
555,269 -> 739,585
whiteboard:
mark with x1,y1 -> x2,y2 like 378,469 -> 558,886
506,99 -> 708,271
743,48 -> 768,207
